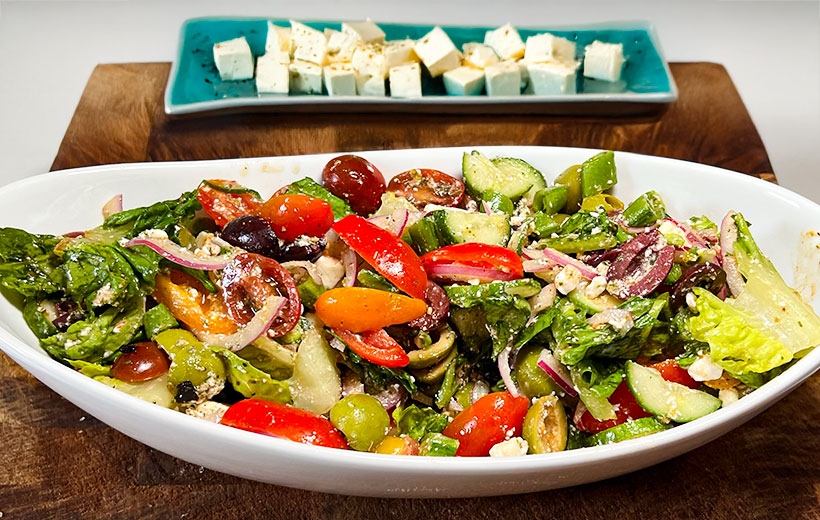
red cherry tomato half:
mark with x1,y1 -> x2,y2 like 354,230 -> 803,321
442,392 -> 530,457
333,215 -> 427,299
256,194 -> 334,242
576,382 -> 651,434
421,243 -> 524,279
221,253 -> 301,337
322,155 -> 386,215
387,168 -> 465,208
649,359 -> 699,389
110,341 -> 170,382
332,328 -> 410,368
196,180 -> 262,227
220,398 -> 349,449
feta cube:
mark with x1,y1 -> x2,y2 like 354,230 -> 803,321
289,21 -> 327,66
524,32 -> 576,63
323,63 -> 357,96
352,46 -> 387,79
256,53 -> 290,94
484,61 -> 521,96
266,22 -> 292,55
554,265 -> 583,294
342,20 -> 386,44
462,42 -> 499,70
414,26 -> 461,77
443,66 -> 485,96
484,24 -> 525,60
525,60 -> 580,95
504,59 -> 529,90
213,37 -> 254,81
326,29 -> 360,63
358,76 -> 386,96
389,63 -> 422,98
583,40 -> 625,82
288,60 -> 323,94
384,39 -> 418,70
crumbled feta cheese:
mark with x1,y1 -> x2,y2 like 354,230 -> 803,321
554,265 -> 583,295
687,354 -> 724,382
685,291 -> 698,311
583,40 -> 625,82
484,24 -> 525,61
213,37 -> 254,81
584,276 -> 608,299
719,388 -> 740,407
185,401 -> 230,423
92,283 -> 116,307
143,229 -> 169,240
489,437 -> 529,457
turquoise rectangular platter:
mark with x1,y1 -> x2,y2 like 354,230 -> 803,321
165,17 -> 677,116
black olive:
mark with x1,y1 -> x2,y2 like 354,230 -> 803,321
175,381 -> 199,403
119,343 -> 137,354
52,300 -> 83,332
670,263 -> 727,311
220,215 -> 280,259
279,237 -> 326,262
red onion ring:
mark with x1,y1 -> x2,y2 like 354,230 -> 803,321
536,350 -> 578,397
194,295 -> 286,352
126,236 -> 233,270
102,194 -> 123,219
497,345 -> 520,397
372,383 -> 407,412
522,247 -> 598,279
367,208 -> 410,237
342,246 -> 358,287
427,263 -> 519,283
280,261 -> 323,285
482,200 -> 493,215
471,380 -> 490,404
720,211 -> 745,297
664,217 -> 708,249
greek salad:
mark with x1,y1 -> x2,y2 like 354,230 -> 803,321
1,150 -> 818,457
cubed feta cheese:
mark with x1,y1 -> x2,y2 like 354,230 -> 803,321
489,437 -> 529,457
342,20 -> 386,44
323,63 -> 357,96
326,29 -> 360,63
462,42 -> 500,70
503,59 -> 529,90
266,22 -> 292,55
484,61 -> 521,96
384,39 -> 418,70
443,66 -> 485,96
484,24 -> 525,60
288,60 -> 323,94
525,60 -> 580,95
352,46 -> 387,79
414,26 -> 461,77
256,53 -> 290,94
290,21 -> 327,66
389,62 -> 422,98
358,76 -> 386,96
524,32 -> 576,63
213,37 -> 254,81
583,40 -> 625,82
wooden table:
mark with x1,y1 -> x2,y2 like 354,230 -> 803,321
1,62 -> 816,519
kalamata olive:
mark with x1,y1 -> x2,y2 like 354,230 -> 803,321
670,263 -> 727,311
279,237 -> 326,262
607,230 -> 674,299
407,281 -> 450,331
52,300 -> 83,331
220,215 -> 280,259
322,154 -> 386,215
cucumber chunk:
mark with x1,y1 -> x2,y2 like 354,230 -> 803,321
431,208 -> 510,246
462,151 -> 544,200
626,361 -> 721,423
584,417 -> 670,446
567,284 -> 622,314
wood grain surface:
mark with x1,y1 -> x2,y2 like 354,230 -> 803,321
1,61 -> 815,519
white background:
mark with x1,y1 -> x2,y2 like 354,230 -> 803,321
0,0 -> 818,201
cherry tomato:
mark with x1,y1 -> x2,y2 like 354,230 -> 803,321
220,398 -> 349,449
649,359 -> 699,389
196,180 -> 262,227
576,382 -> 651,434
442,392 -> 530,457
110,341 -> 170,382
256,194 -> 334,242
387,168 -> 465,208
322,155 -> 386,215
315,287 -> 427,333
421,243 -> 524,282
221,253 -> 301,337
332,328 -> 410,368
333,215 -> 427,299
152,271 -> 238,336
375,435 -> 420,455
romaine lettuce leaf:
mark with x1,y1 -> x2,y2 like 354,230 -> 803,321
392,404 -> 450,440
0,228 -> 64,297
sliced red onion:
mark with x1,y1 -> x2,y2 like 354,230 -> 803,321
427,263 -> 519,283
194,295 -> 286,352
471,380 -> 490,404
720,211 -> 744,297
126,236 -> 233,270
497,345 -> 520,397
372,383 -> 407,411
367,208 -> 410,237
536,350 -> 577,397
280,261 -> 323,285
523,259 -> 559,273
663,217 -> 708,249
342,246 -> 358,287
587,308 -> 634,333
523,247 -> 598,280
482,200 -> 493,215
573,400 -> 588,427
341,371 -> 365,398
62,231 -> 85,238
102,194 -> 123,219
527,284 -> 557,324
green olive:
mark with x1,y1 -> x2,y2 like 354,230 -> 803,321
407,327 -> 457,369
155,329 -> 226,398
580,193 -> 624,213
522,395 -> 568,454
96,374 -> 175,408
513,344 -> 560,398
411,348 -> 458,384
554,164 -> 582,214
329,394 -> 390,452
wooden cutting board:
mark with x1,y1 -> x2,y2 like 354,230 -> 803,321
2,62 -> 815,520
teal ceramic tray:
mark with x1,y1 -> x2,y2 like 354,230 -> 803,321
165,17 -> 677,116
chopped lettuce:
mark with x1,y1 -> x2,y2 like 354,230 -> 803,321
102,189 -> 201,239
210,346 -> 291,403
341,346 -> 417,394
570,363 -> 615,421
392,404 -> 450,440
0,228 -> 64,297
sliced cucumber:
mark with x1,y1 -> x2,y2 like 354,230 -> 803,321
568,285 -> 622,314
462,151 -> 539,200
492,157 -> 547,199
584,417 -> 670,447
431,208 -> 510,247
626,361 -> 721,423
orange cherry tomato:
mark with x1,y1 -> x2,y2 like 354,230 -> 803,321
110,341 -> 170,382
256,194 -> 334,242
332,328 -> 410,368
196,180 -> 262,227
387,168 -> 465,208
314,287 -> 427,332
220,398 -> 349,449
152,271 -> 238,335
442,392 -> 529,457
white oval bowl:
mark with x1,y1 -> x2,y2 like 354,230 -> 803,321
0,146 -> 817,498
